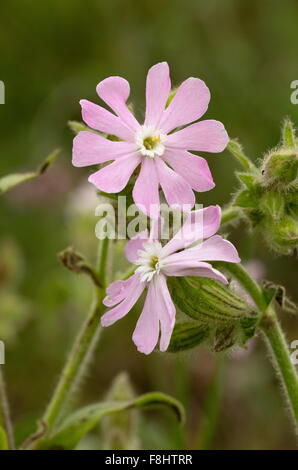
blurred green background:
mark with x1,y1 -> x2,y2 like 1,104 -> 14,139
0,0 -> 298,449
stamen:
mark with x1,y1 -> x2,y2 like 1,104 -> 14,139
143,135 -> 161,150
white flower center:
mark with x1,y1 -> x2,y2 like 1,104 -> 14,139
135,241 -> 165,282
135,125 -> 166,159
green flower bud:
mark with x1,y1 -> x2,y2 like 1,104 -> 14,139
213,325 -> 236,352
260,191 -> 285,220
269,215 -> 298,254
167,322 -> 210,353
261,149 -> 298,190
169,277 -> 255,324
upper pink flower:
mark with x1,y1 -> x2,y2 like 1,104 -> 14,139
72,62 -> 229,217
101,205 -> 240,355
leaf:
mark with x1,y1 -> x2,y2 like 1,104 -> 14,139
0,426 -> 9,450
68,120 -> 93,134
167,322 -> 210,352
0,149 -> 60,195
236,172 -> 256,189
234,189 -> 259,208
42,392 -> 185,450
227,140 -> 255,171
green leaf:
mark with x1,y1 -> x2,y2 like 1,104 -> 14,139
68,120 -> 93,134
236,172 -> 256,189
0,426 -> 9,450
42,392 -> 185,450
227,140 -> 255,171
0,149 -> 60,195
282,118 -> 296,148
167,322 -> 210,352
234,189 -> 259,208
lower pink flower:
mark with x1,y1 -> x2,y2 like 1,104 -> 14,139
101,205 -> 240,354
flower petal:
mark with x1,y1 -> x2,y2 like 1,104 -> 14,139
96,76 -> 140,131
72,131 -> 136,167
88,153 -> 141,193
187,235 -> 241,263
154,275 -> 176,352
132,158 -> 160,218
80,99 -> 133,141
144,62 -> 171,128
159,77 -> 210,133
101,274 -> 145,327
132,281 -> 160,355
103,274 -> 139,307
163,260 -> 228,284
155,158 -> 195,210
161,205 -> 221,257
167,120 -> 229,153
125,231 -> 149,263
163,149 -> 215,192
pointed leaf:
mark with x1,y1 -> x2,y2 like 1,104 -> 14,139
236,172 -> 256,189
0,149 -> 60,195
42,392 -> 185,450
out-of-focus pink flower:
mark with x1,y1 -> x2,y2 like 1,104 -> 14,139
101,206 -> 240,355
72,62 -> 229,217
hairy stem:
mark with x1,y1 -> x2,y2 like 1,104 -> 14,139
216,262 -> 267,312
260,311 -> 298,426
30,238 -> 109,449
220,206 -> 242,227
221,262 -> 298,430
0,368 -> 15,449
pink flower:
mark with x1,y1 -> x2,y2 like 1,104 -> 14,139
72,62 -> 229,217
101,205 -> 240,354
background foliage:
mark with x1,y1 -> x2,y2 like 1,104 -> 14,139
0,0 -> 297,449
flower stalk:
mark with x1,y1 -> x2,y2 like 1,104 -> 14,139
218,262 -> 298,430
29,238 -> 110,449
260,309 -> 298,425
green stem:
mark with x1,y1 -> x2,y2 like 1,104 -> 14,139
220,262 -> 298,430
260,310 -> 298,426
0,368 -> 15,449
30,238 -> 109,449
220,206 -> 242,227
97,236 -> 109,287
216,262 -> 267,312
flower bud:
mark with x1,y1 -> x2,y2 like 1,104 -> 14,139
260,191 -> 284,220
169,277 -> 256,324
261,149 -> 298,190
269,216 -> 298,254
167,322 -> 210,353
